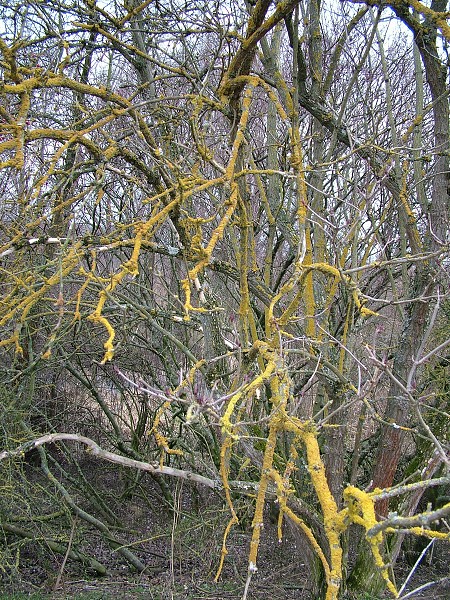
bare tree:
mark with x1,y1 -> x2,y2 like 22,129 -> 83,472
0,1 -> 449,598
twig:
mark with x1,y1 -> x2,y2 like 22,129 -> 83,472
370,475 -> 450,502
242,570 -> 254,600
54,515 -> 78,590
406,289 -> 440,391
367,504 -> 450,537
366,347 -> 450,466
397,538 -> 435,597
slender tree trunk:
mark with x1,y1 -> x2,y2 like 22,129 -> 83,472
372,0 -> 449,517
349,2 -> 449,593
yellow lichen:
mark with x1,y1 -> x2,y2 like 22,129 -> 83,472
149,400 -> 183,469
343,486 -> 398,597
215,436 -> 239,581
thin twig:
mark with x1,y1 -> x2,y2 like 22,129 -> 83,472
397,538 -> 435,597
54,515 -> 78,591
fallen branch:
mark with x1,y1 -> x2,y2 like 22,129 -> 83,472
0,432 -> 256,494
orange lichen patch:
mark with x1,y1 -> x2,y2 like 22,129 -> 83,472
2,72 -> 129,108
282,504 -> 331,579
252,79 -> 318,341
302,228 -> 316,339
219,345 -> 284,578
217,333 -> 351,600
0,38 -> 24,83
0,243 -> 82,329
237,194 -> 253,349
344,486 -> 398,597
87,193 -> 182,361
281,261 -> 378,327
215,436 -> 239,581
0,327 -> 23,356
386,526 -> 449,540
73,255 -> 97,324
87,311 -> 116,363
279,418 -> 346,600
221,355 -> 276,436
119,0 -> 154,26
247,418 -> 279,571
300,430 -> 344,600
318,244 -> 350,341
149,400 -> 183,469
182,83 -> 255,318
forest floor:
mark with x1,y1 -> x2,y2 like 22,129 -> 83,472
0,459 -> 448,600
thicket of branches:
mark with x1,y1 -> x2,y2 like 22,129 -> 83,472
0,1 -> 449,598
